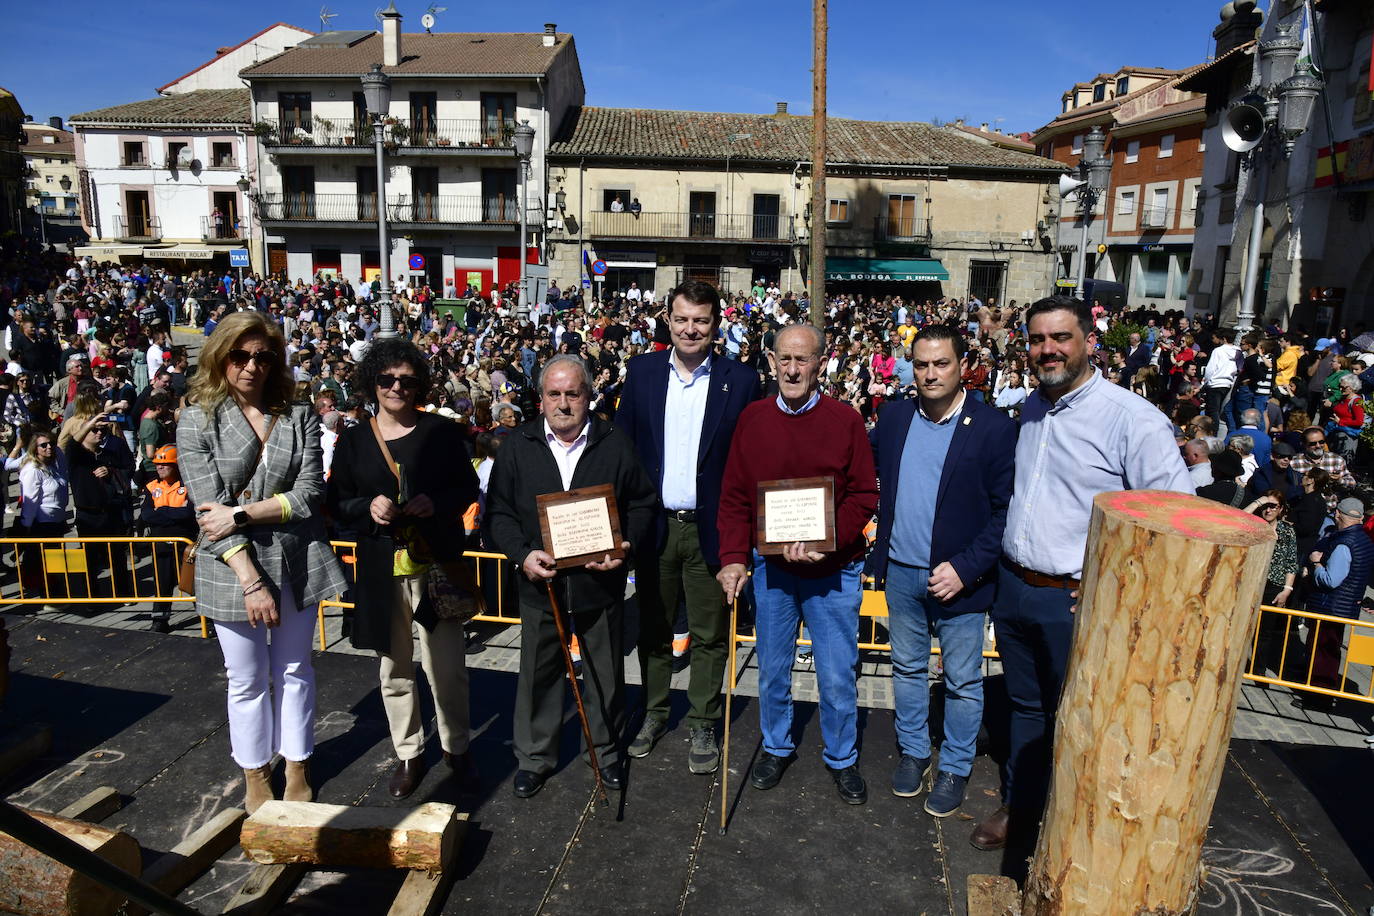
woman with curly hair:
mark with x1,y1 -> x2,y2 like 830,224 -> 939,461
326,337 -> 482,798
176,310 -> 347,813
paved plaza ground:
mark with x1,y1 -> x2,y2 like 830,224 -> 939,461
2,595 -> 1371,914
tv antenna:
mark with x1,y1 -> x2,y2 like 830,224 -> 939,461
422,5 -> 446,32
319,5 -> 337,31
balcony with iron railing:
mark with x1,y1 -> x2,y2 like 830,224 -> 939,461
255,118 -> 518,152
258,192 -> 535,226
112,215 -> 161,241
584,210 -> 794,242
872,216 -> 932,246
201,216 -> 245,242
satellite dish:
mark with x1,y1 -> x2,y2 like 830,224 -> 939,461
421,12 -> 435,31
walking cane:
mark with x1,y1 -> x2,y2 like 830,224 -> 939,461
545,580 -> 609,808
719,594 -> 739,835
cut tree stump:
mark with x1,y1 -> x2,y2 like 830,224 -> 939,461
0,808 -> 141,916
239,801 -> 459,872
1022,490 -> 1275,916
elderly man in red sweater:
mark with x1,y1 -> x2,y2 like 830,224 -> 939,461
717,323 -> 880,804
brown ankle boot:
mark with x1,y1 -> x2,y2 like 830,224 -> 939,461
242,765 -> 274,814
284,758 -> 313,802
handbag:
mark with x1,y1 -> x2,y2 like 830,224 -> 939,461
369,418 -> 486,622
177,414 -> 280,595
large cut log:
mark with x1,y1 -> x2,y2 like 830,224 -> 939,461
239,801 -> 458,871
0,809 -> 142,916
1022,490 -> 1275,916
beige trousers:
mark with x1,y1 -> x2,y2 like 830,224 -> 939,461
378,573 -> 471,760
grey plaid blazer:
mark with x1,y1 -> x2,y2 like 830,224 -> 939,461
177,401 -> 347,622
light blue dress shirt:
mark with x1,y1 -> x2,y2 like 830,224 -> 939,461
1003,369 -> 1193,578
776,390 -> 821,416
661,353 -> 713,510
1314,543 -> 1351,589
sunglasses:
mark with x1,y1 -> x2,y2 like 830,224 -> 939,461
377,373 -> 422,392
227,348 -> 280,368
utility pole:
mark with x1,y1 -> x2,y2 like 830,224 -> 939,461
807,0 -> 827,328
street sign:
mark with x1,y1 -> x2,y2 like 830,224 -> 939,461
582,276 -> 591,288
228,249 -> 250,267
1055,279 -> 1077,288
591,259 -> 607,276
408,253 -> 426,270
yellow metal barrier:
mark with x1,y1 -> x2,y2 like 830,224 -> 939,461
0,536 -> 197,606
7,538 -> 1372,708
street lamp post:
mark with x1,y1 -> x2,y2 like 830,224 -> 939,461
1074,125 -> 1112,297
1229,21 -> 1321,334
512,120 -> 535,320
362,63 -> 396,339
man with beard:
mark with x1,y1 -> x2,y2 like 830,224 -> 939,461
969,296 -> 1191,855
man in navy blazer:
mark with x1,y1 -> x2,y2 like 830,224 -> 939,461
615,280 -> 761,774
870,324 -> 1016,818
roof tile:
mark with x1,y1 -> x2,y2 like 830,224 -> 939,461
69,89 -> 250,126
240,32 -> 575,77
549,107 -> 1062,171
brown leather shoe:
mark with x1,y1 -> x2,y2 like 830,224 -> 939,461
444,750 -> 481,793
389,756 -> 427,799
970,805 -> 1011,850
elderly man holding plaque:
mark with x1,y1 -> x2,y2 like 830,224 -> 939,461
485,354 -> 658,799
717,324 -> 879,804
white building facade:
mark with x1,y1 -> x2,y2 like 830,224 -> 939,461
239,15 -> 583,296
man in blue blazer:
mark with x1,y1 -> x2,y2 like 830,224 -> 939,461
616,280 -> 761,774
870,324 -> 1016,818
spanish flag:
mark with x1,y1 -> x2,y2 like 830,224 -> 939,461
1314,141 -> 1348,188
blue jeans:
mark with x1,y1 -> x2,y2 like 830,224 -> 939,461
751,555 -> 862,769
885,562 -> 985,778
989,563 -> 1075,813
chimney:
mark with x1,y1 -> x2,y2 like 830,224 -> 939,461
954,118 -> 964,127
381,1 -> 402,67
48,116 -> 63,131
775,102 -> 789,115
980,122 -> 989,131
543,23 -> 557,47
1213,0 -> 1262,58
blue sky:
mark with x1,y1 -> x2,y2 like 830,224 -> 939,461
10,0 -> 1225,134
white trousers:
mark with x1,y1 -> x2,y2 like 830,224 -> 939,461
213,584 -> 318,769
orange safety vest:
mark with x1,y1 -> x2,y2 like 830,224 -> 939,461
145,480 -> 190,509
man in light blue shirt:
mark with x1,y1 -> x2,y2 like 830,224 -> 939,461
971,296 -> 1191,855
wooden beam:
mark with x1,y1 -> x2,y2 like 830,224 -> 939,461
220,863 -> 306,916
0,808 -> 141,916
808,0 -> 828,327
123,808 -> 246,916
386,813 -> 468,916
56,787 -> 122,824
239,801 -> 459,872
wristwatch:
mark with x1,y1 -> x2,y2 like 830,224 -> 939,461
233,508 -> 250,529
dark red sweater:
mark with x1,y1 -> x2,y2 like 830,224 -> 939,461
717,395 -> 879,577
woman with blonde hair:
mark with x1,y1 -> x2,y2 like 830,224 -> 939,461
176,310 -> 347,813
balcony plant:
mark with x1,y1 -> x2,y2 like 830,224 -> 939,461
387,122 -> 411,148
253,120 -> 278,143
313,117 -> 334,144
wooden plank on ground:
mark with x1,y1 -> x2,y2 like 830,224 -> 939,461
968,874 -> 1021,916
220,863 -> 306,916
0,724 -> 53,786
56,787 -> 122,823
239,801 -> 458,872
386,813 -> 469,916
124,808 -> 246,916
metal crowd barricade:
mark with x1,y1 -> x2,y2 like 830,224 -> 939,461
0,535 -> 197,607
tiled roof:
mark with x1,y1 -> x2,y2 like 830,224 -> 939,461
549,107 -> 1063,171
949,124 -> 1036,152
22,126 -> 74,156
69,89 -> 250,126
240,32 -> 575,77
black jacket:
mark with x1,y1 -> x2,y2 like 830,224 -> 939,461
327,413 -> 479,653
484,413 -> 658,611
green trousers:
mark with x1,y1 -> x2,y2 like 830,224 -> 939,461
637,517 -> 728,728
